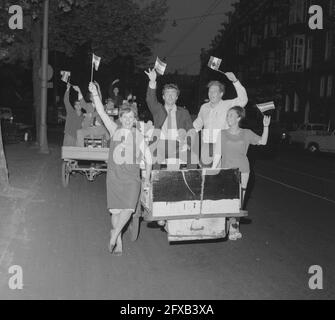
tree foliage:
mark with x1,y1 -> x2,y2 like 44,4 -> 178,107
0,0 -> 168,68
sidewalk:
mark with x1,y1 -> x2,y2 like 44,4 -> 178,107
0,142 -> 59,292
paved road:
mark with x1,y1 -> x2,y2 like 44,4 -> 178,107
0,142 -> 334,299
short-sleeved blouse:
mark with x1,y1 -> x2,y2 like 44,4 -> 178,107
214,129 -> 261,173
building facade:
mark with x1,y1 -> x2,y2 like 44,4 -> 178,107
201,0 -> 335,127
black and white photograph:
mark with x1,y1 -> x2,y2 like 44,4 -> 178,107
0,0 -> 334,302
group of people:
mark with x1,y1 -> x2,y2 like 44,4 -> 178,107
63,69 -> 271,255
62,81 -> 136,148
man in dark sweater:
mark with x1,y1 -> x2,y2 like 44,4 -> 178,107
63,83 -> 84,146
73,84 -> 109,147
145,68 -> 198,168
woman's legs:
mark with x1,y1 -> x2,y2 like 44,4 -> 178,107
229,172 -> 249,240
109,209 -> 134,253
110,213 -> 122,253
241,172 -> 249,208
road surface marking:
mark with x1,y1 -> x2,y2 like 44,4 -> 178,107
256,173 -> 335,205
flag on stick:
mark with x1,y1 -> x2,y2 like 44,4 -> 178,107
208,56 -> 222,71
111,79 -> 120,86
60,70 -> 71,83
256,101 -> 275,113
154,57 -> 167,75
92,53 -> 101,71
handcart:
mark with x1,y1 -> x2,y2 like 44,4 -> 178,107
61,146 -> 109,187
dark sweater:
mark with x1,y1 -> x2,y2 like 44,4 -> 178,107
64,90 -> 84,137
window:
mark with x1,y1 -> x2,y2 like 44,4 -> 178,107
306,125 -> 312,131
306,37 -> 312,69
330,0 -> 335,15
285,35 -> 306,71
285,40 -> 291,66
325,32 -> 333,61
269,17 -> 278,37
327,75 -> 333,97
289,0 -> 313,24
251,34 -> 260,47
294,92 -> 299,112
285,94 -> 290,112
289,0 -> 304,24
264,22 -> 269,39
320,76 -> 326,97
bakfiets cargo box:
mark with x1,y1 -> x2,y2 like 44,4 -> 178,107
140,168 -> 247,242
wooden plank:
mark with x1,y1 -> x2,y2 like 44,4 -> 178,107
151,170 -> 202,202
142,209 -> 248,222
151,169 -> 240,203
166,217 -> 227,241
203,169 -> 240,200
61,147 -> 109,161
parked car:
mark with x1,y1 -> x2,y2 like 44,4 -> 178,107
288,123 -> 329,145
305,130 -> 335,153
1,120 -> 33,144
0,107 -> 13,121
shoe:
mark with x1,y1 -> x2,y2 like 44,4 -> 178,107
228,228 -> 242,241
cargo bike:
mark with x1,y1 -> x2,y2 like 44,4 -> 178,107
61,142 -> 109,188
61,145 -> 247,243
131,166 -> 248,242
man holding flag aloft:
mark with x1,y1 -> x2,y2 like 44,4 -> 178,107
145,64 -> 197,169
193,57 -> 248,167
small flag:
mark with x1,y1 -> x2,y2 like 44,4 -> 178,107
92,53 -> 101,71
111,79 -> 120,86
208,56 -> 222,71
154,57 -> 167,75
256,101 -> 275,113
60,70 -> 71,83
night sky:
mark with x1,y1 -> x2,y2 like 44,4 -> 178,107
151,0 -> 234,74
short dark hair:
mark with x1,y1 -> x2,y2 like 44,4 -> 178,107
207,81 -> 225,93
229,106 -> 245,121
162,83 -> 180,96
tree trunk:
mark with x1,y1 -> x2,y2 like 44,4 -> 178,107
31,18 -> 42,145
0,121 -> 9,191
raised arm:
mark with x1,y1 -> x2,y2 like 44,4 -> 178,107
88,82 -> 117,137
225,72 -> 248,108
72,85 -> 92,113
258,116 -> 271,145
63,83 -> 75,114
144,68 -> 164,116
